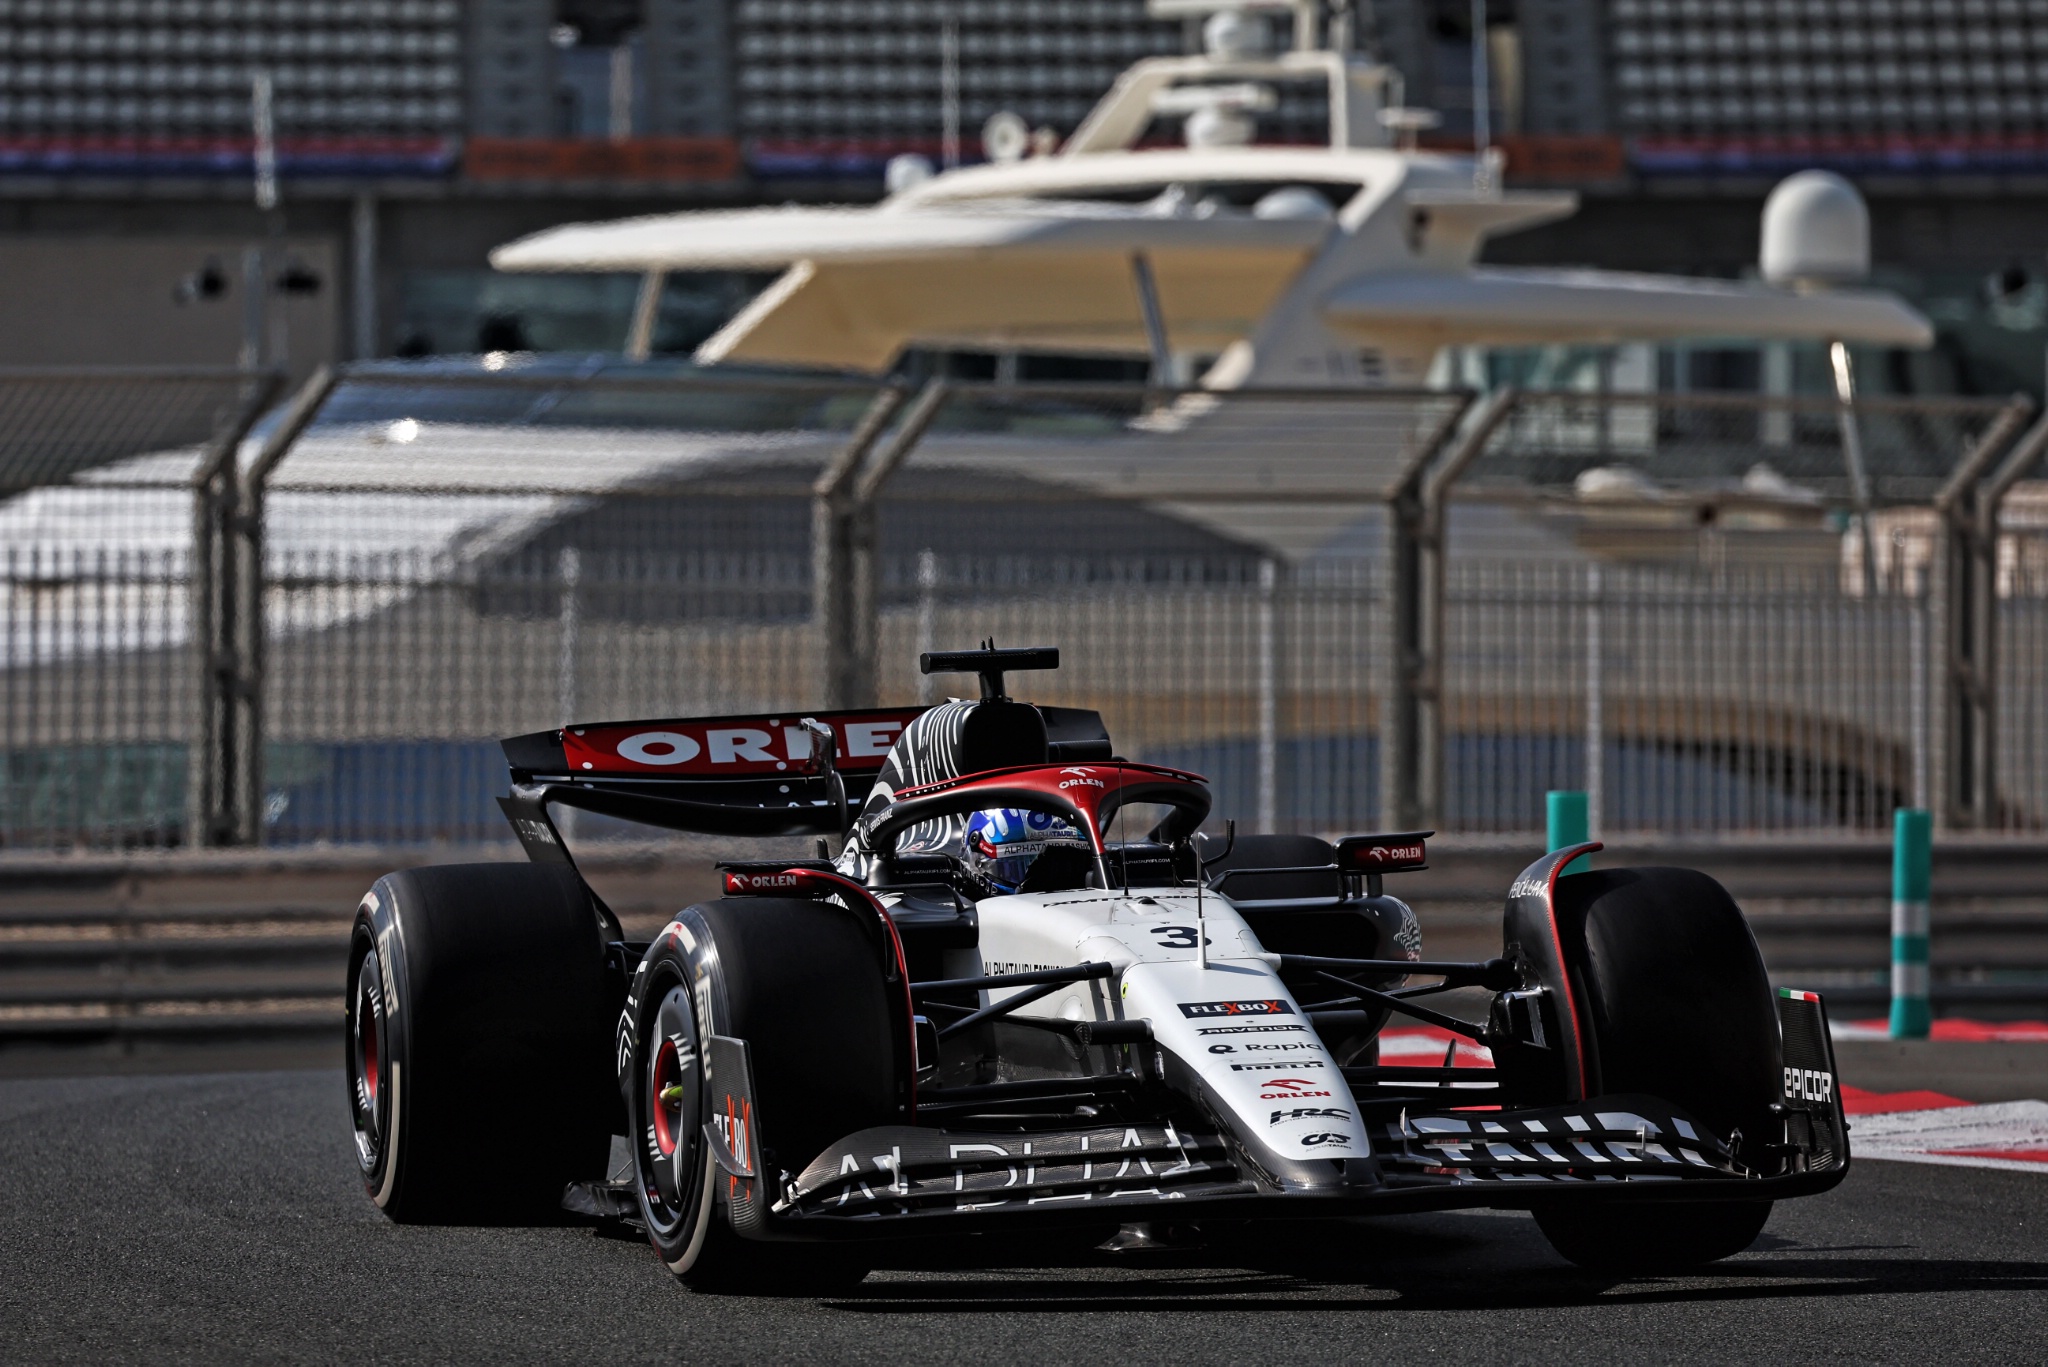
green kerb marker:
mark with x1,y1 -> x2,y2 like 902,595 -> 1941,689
1547,790 -> 1590,876
1890,807 -> 1931,1040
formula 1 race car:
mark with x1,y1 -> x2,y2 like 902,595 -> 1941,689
345,645 -> 1848,1290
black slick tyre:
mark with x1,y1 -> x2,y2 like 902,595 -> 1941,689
1532,866 -> 1778,1274
1536,1198 -> 1773,1276
347,862 -> 614,1223
628,896 -> 900,1294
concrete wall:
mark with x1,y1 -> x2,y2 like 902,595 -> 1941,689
0,234 -> 336,373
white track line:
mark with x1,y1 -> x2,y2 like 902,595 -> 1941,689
1851,1100 -> 2048,1172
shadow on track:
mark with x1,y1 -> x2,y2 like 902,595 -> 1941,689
816,1215 -> 2048,1315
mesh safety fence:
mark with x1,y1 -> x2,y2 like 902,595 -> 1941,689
1,365 -> 2043,848
0,367 -> 264,848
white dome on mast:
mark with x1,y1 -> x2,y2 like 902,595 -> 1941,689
1761,171 -> 1872,288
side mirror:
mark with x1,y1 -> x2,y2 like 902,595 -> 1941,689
1198,819 -> 1237,887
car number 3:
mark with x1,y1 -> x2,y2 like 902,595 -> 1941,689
1150,925 -> 1212,949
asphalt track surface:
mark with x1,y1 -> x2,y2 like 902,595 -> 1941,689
3,1070 -> 2045,1366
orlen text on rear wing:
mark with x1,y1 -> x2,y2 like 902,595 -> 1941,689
499,707 -> 927,856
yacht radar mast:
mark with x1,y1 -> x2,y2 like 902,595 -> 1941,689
1061,0 -> 1397,154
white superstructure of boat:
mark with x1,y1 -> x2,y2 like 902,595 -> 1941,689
490,0 -> 1931,388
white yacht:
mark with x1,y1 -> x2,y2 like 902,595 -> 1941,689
491,0 -> 1930,389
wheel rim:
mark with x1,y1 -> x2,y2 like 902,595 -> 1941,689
651,1038 -> 683,1156
347,936 -> 386,1170
360,985 -> 381,1103
637,979 -> 703,1238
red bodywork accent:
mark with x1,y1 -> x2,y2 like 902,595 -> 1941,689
651,1039 -> 682,1157
1543,841 -> 1602,1099
361,1000 -> 379,1102
891,761 -> 1208,853
733,867 -> 919,1119
722,1094 -> 753,1198
560,708 -> 926,777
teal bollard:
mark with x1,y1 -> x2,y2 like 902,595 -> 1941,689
1890,808 -> 1933,1040
1547,790 -> 1590,876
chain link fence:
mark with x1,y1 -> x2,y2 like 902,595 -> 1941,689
1,363 -> 2043,849
1468,389 -> 2008,507
0,367 -> 275,849
1443,559 -> 1932,835
1999,526 -> 2048,833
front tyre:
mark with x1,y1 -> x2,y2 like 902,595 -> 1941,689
628,898 -> 902,1294
1536,1200 -> 1773,1276
1531,866 -> 1780,1273
633,967 -> 717,1273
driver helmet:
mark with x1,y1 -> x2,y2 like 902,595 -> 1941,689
964,808 -> 1089,894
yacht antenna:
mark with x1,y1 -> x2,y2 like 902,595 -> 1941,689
941,12 -> 961,168
1469,0 -> 1491,158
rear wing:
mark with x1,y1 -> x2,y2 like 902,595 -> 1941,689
496,703 -> 1113,853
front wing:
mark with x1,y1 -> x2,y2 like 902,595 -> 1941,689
698,989 -> 1849,1238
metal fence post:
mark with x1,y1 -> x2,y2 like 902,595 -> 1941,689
224,366 -> 336,846
915,548 -> 941,704
556,545 -> 582,724
848,380 -> 950,705
1256,556 -> 1280,834
186,371 -> 283,849
1584,560 -> 1604,839
814,386 -> 910,709
1380,391 -> 1481,832
1930,397 -> 2037,830
1395,388 -> 1519,832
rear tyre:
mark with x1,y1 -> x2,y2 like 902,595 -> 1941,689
1532,866 -> 1779,1273
347,863 -> 614,1223
630,897 -> 900,1294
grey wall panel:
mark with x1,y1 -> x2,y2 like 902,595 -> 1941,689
645,0 -> 734,137
1363,0 -> 1439,115
467,0 -> 556,138
1517,0 -> 1611,136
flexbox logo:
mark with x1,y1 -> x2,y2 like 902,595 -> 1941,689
1178,999 -> 1293,1018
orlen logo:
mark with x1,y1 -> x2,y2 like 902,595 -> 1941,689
1258,1077 -> 1333,1100
1058,766 -> 1105,790
1360,842 -> 1423,865
724,871 -> 800,895
562,711 -> 920,776
618,731 -> 701,766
